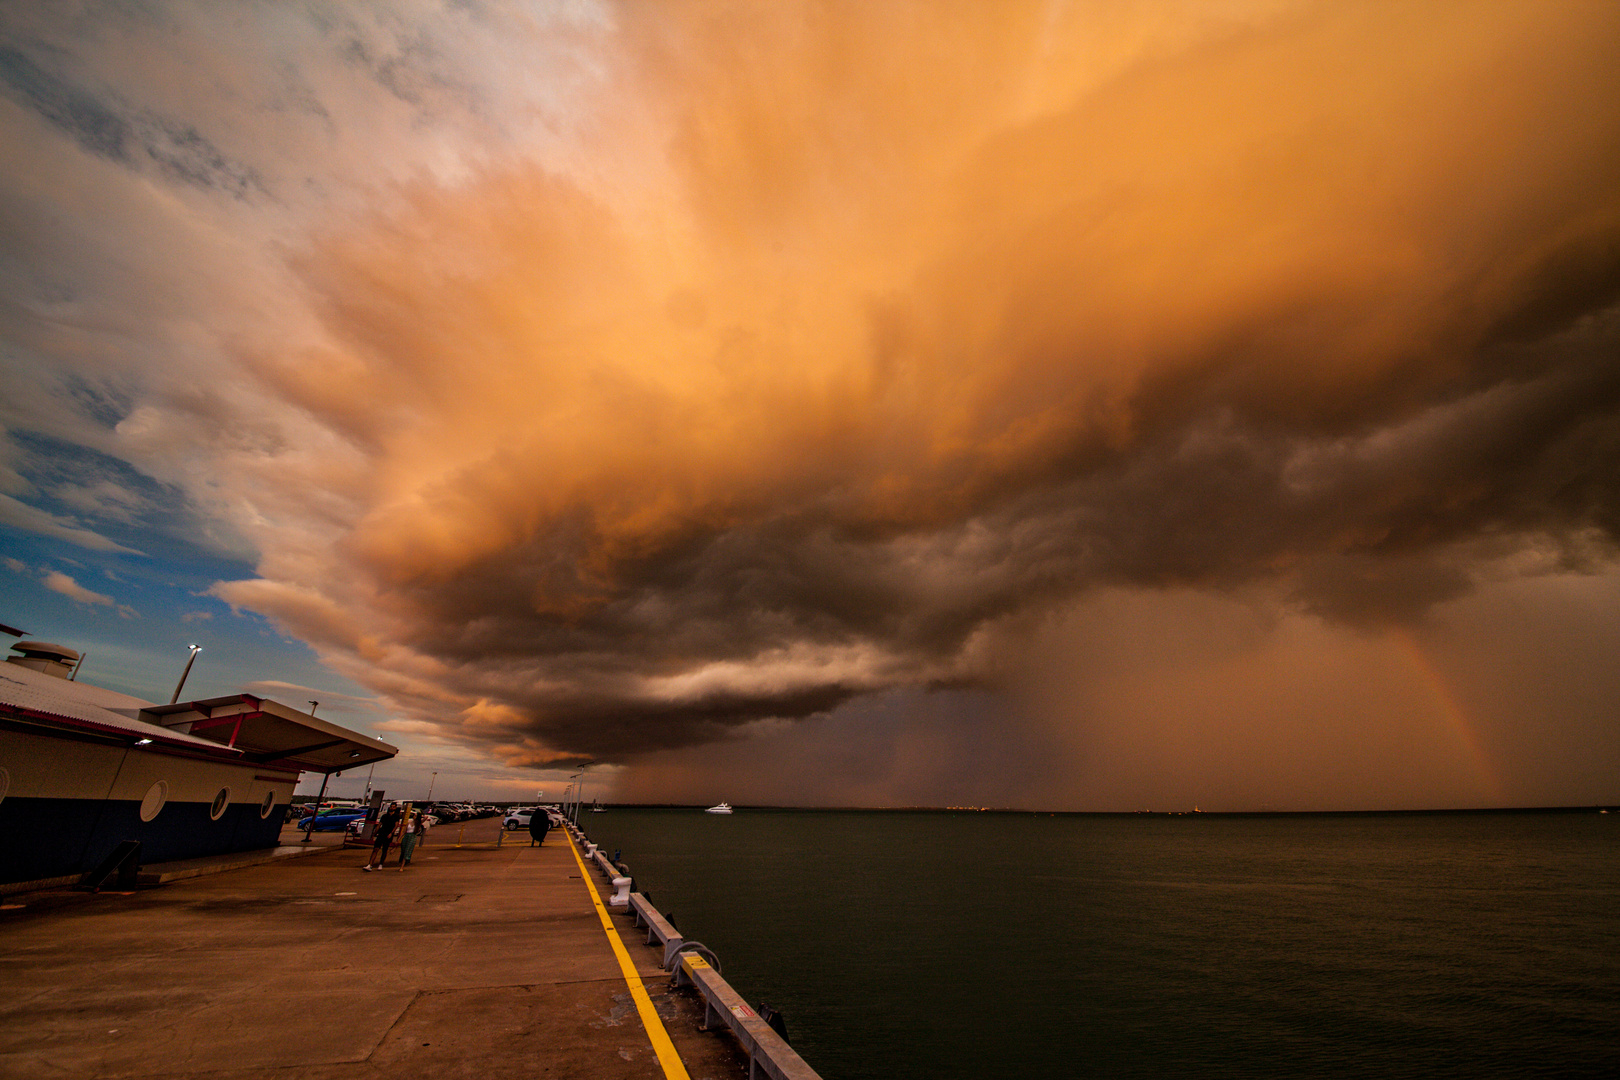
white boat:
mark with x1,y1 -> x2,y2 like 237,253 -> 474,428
705,802 -> 733,814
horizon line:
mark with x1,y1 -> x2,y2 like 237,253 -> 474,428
549,802 -> 1618,816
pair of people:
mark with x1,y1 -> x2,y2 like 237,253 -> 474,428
362,802 -> 426,870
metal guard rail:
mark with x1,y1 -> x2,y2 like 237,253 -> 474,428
629,891 -> 687,970
569,822 -> 824,1080
676,952 -> 821,1080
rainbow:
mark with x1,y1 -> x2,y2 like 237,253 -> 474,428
1390,627 -> 1505,803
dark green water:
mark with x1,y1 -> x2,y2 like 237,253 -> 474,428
577,808 -> 1619,1079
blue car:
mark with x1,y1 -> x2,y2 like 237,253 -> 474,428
294,808 -> 371,832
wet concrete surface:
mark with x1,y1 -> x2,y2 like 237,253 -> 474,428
0,819 -> 750,1080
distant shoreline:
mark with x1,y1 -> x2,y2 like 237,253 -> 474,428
575,803 -> 1618,816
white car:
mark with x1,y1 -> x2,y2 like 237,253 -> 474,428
503,809 -> 535,830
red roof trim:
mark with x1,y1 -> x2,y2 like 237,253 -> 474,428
188,714 -> 243,733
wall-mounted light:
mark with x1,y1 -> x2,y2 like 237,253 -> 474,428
135,738 -> 153,746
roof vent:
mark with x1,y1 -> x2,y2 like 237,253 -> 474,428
7,640 -> 81,679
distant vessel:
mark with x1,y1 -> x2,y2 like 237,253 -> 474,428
590,799 -> 606,813
706,802 -> 733,814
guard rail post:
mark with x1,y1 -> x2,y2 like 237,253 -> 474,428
677,952 -> 822,1080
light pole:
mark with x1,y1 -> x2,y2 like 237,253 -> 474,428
569,761 -> 595,824
299,703 -> 327,843
426,771 -> 438,802
168,644 -> 202,704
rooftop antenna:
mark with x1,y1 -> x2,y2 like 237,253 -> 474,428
168,644 -> 202,704
69,651 -> 86,681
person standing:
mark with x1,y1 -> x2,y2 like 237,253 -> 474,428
364,802 -> 403,870
398,805 -> 426,871
528,807 -> 550,847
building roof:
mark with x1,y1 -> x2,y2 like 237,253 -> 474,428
140,695 -> 398,774
0,662 -> 227,751
0,658 -> 398,774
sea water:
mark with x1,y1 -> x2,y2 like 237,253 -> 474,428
578,809 -> 1619,1079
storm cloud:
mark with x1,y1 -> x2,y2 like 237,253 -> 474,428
3,2 -> 1618,803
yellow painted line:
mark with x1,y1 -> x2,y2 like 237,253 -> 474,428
566,836 -> 692,1080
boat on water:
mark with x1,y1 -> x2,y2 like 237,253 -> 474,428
705,802 -> 733,814
589,799 -> 605,813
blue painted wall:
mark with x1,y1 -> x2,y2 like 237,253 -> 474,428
1,795 -> 288,884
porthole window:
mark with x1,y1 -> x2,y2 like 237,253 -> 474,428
210,786 -> 231,821
140,780 -> 168,822
259,790 -> 277,819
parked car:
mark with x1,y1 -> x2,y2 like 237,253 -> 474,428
503,809 -> 535,830
349,810 -> 437,838
295,807 -> 371,832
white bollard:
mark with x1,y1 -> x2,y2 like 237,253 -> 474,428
584,842 -> 597,857
609,875 -> 632,907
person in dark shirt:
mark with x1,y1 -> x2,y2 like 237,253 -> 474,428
363,803 -> 404,870
528,808 -> 550,847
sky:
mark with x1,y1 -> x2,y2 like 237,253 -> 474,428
2,1 -> 1618,811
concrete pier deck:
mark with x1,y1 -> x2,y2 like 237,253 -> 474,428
0,819 -> 750,1080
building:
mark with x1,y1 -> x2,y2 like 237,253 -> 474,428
0,636 -> 397,891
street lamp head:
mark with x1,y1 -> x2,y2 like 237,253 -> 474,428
168,641 -> 205,704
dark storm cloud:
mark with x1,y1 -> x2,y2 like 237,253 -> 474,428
207,0 -> 1620,767
4,2 -> 1618,786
